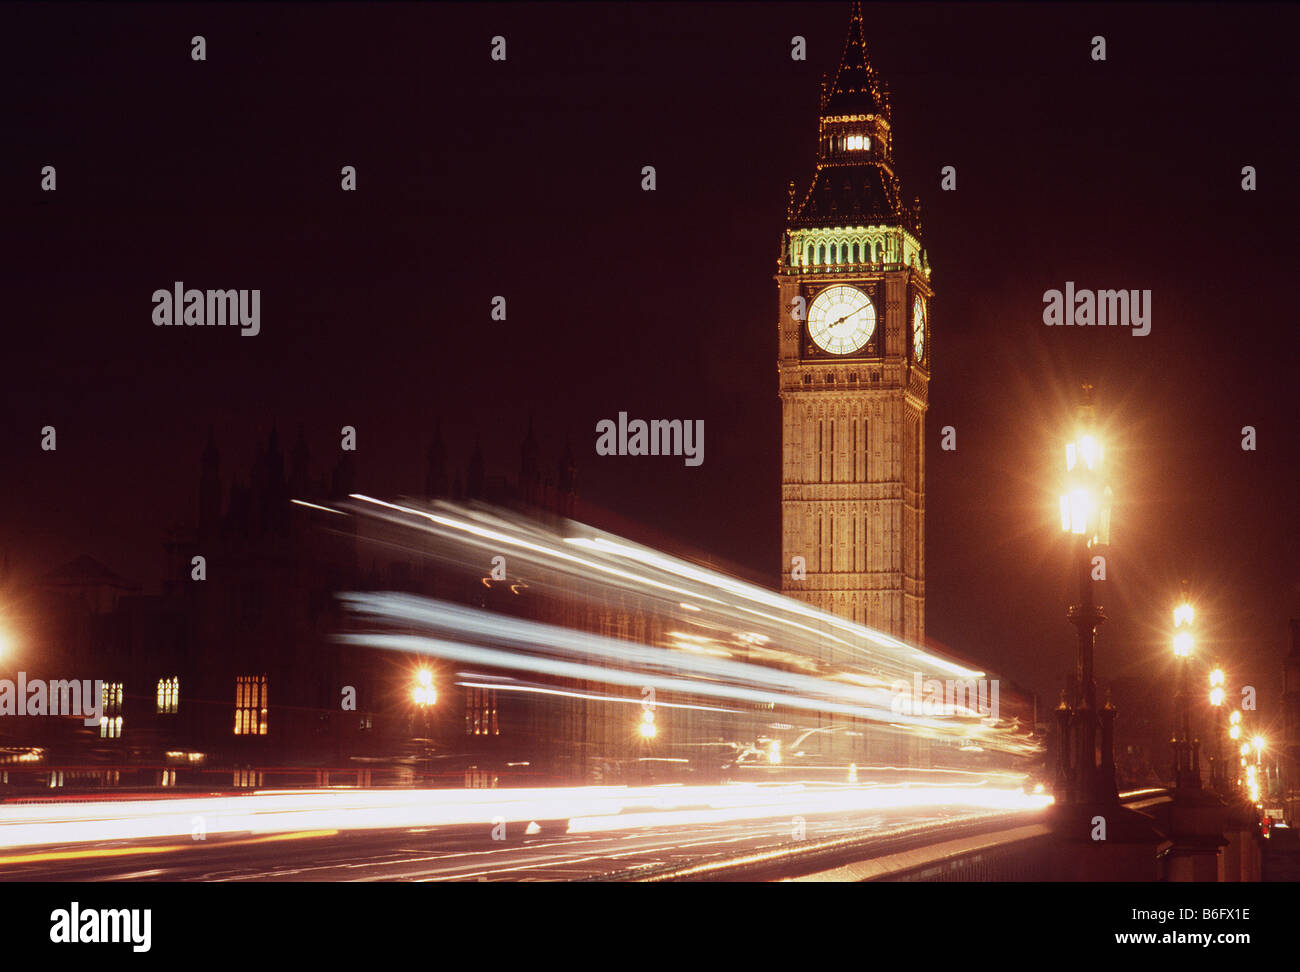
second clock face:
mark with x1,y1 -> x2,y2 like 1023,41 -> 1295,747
913,296 -> 926,362
808,285 -> 875,354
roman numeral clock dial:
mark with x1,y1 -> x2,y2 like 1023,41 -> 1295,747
913,295 -> 926,362
807,285 -> 875,355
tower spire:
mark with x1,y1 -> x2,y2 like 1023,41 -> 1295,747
787,3 -> 908,231
823,1 -> 887,118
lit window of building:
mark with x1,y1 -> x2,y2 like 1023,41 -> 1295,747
234,675 -> 268,736
156,676 -> 179,714
100,682 -> 124,739
466,686 -> 499,736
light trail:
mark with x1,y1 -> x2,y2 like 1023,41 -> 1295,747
337,617 -> 945,727
0,781 -> 1050,855
453,678 -> 740,714
331,497 -> 1040,758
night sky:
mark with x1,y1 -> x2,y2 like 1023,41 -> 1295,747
2,3 -> 1297,716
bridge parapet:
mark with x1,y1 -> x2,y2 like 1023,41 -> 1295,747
628,790 -> 1181,882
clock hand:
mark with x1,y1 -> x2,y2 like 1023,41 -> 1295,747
830,307 -> 867,328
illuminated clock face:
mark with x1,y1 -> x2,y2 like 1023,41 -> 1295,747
807,286 -> 875,355
913,296 -> 926,362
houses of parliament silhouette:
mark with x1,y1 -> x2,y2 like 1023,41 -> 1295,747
0,422 -> 582,790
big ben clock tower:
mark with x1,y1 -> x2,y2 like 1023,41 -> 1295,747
779,3 -> 930,643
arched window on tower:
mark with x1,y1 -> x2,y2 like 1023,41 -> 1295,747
852,419 -> 858,482
829,419 -> 835,481
861,418 -> 869,481
806,244 -> 814,267
826,514 -> 834,572
818,420 -> 825,481
915,418 -> 922,499
859,512 -> 867,572
817,244 -> 826,265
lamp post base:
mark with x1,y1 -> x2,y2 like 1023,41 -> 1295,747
1048,801 -> 1169,881
1151,786 -> 1232,881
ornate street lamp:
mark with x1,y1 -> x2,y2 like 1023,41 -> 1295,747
1171,582 -> 1200,789
412,667 -> 437,707
412,668 -> 437,782
1252,735 -> 1266,802
1246,736 -> 1265,806
1055,383 -> 1115,805
1209,667 -> 1225,790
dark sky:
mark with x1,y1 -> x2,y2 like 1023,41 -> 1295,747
2,2 -> 1297,716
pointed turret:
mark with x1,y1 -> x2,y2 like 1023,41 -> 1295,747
199,427 -> 222,532
289,425 -> 310,498
466,436 -> 485,500
557,437 -> 577,516
519,414 -> 541,506
266,424 -> 282,470
821,2 -> 888,118
788,2 -> 913,235
426,422 -> 449,497
330,451 -> 355,499
262,424 -> 289,535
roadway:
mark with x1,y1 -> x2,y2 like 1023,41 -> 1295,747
0,780 -> 1052,881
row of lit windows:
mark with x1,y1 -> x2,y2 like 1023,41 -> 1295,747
821,133 -> 872,154
157,676 -> 179,714
466,686 -> 499,736
800,239 -> 886,267
100,682 -> 123,738
802,372 -> 880,385
234,675 -> 269,736
94,676 -> 513,742
96,676 -> 269,738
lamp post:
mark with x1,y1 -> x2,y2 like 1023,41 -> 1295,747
1228,710 -> 1243,792
1046,386 -> 1171,878
1209,667 -> 1225,791
1238,737 -> 1249,787
637,709 -> 657,784
1251,735 -> 1266,804
413,668 -> 436,783
1056,383 -> 1114,806
1171,582 -> 1200,790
